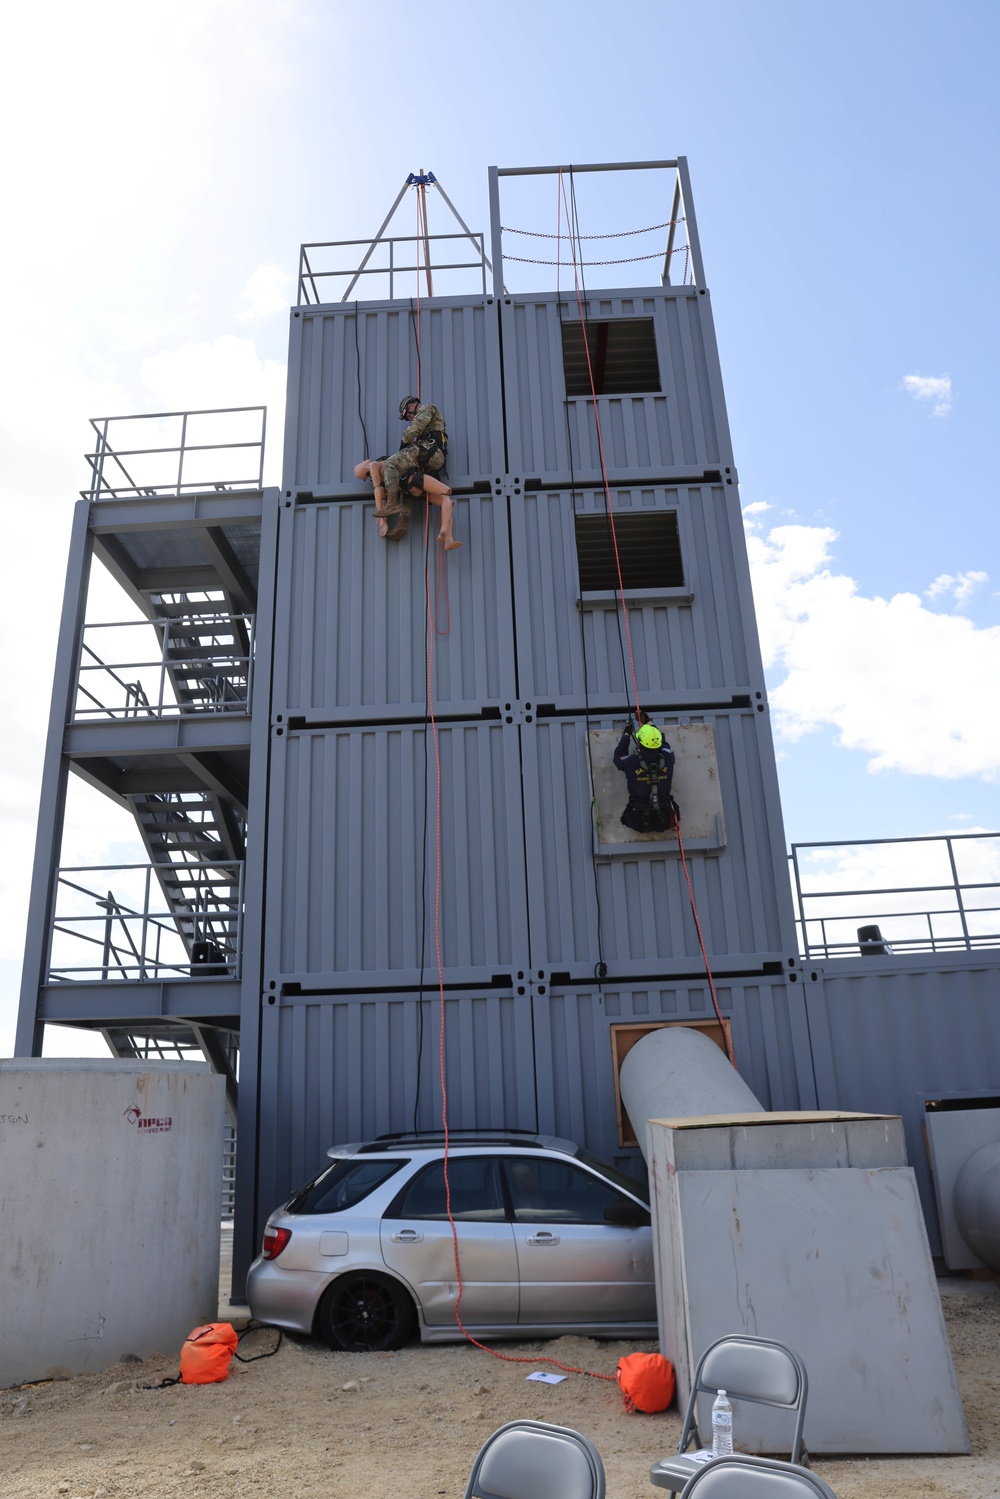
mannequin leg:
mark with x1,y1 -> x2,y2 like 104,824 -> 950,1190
420,473 -> 462,550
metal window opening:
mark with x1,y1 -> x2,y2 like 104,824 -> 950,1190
562,318 -> 661,396
575,511 -> 683,591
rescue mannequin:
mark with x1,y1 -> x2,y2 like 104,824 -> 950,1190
354,457 -> 461,549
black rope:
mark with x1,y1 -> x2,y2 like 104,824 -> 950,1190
354,301 -> 369,460
413,516 -> 431,1134
559,191 -> 608,987
407,299 -> 422,407
234,1322 -> 283,1362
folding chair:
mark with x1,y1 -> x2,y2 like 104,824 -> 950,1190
650,1335 -> 808,1493
678,1454 -> 837,1497
465,1419 -> 606,1499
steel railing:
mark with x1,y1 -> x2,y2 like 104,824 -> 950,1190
74,614 -> 254,720
790,831 -> 1000,960
83,406 -> 266,501
48,862 -> 244,982
298,231 -> 489,304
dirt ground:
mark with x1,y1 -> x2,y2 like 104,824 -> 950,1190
2,1286 -> 999,1499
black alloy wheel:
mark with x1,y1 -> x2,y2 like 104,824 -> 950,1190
318,1271 -> 415,1353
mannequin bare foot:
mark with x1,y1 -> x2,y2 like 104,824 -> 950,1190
443,536 -> 462,550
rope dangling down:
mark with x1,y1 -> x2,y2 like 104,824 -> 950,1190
557,165 -> 735,1071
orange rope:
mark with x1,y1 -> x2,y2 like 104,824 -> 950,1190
557,169 -> 641,722
675,815 -> 736,1067
556,168 -> 731,1066
422,505 -> 614,1384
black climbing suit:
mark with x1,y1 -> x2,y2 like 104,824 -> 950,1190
613,731 -> 677,834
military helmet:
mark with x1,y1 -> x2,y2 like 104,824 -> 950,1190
399,395 -> 420,419
636,723 -> 663,750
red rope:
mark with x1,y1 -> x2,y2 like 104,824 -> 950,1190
422,503 -> 613,1383
556,168 -> 729,1063
675,815 -> 736,1067
558,169 -> 641,722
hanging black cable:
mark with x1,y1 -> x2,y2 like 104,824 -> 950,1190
412,517 -> 432,1133
353,301 -> 370,460
558,231 -> 608,986
407,298 -> 422,407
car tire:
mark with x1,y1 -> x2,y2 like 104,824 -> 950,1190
318,1271 -> 416,1353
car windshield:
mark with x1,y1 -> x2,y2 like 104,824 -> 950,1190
574,1148 -> 650,1205
286,1157 -> 407,1214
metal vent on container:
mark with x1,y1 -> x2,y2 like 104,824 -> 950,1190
561,317 -> 661,396
574,511 -> 683,591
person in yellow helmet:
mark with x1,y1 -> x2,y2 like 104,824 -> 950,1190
613,718 -> 678,833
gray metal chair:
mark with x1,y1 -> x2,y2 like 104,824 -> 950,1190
678,1454 -> 837,1497
465,1419 -> 606,1499
650,1335 -> 808,1493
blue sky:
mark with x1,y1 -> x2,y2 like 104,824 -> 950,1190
1,0 -> 998,1052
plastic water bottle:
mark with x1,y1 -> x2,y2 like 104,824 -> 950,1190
712,1389 -> 733,1456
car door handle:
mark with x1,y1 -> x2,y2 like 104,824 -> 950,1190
525,1232 -> 560,1246
390,1229 -> 424,1243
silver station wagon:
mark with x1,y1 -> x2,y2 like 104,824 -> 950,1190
247,1131 -> 656,1351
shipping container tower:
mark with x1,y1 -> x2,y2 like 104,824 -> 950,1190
18,161 -> 810,1291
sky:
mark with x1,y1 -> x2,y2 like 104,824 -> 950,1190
1,0 -> 998,1055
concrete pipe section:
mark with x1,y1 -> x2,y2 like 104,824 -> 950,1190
954,1140 -> 1000,1272
619,1025 -> 764,1162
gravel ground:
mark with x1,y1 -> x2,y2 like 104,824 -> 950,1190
1,1286 -> 998,1499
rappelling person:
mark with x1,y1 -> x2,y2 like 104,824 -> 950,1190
354,456 -> 460,549
364,396 -> 451,543
613,718 -> 679,834
398,394 -> 448,479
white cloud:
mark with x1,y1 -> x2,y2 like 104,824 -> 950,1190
926,571 -> 989,607
239,263 -> 294,321
745,516 -> 1000,779
902,373 -> 953,417
742,500 -> 771,517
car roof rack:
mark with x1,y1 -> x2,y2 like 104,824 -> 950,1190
349,1129 -> 579,1154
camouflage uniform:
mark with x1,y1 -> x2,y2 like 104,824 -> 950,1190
401,402 -> 447,477
380,444 -> 422,517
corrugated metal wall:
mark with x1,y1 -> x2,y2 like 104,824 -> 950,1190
501,292 -> 723,482
254,234 -> 804,1235
267,724 -> 529,984
256,989 -> 538,1211
805,960 -> 1000,1255
275,493 -> 514,719
523,712 -> 792,970
510,484 -> 752,705
253,976 -> 812,1215
283,298 -> 503,495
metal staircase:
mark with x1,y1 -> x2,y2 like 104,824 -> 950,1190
128,788 -> 245,972
148,594 -> 252,715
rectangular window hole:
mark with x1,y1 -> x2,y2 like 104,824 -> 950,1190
561,318 -> 661,396
575,511 -> 682,591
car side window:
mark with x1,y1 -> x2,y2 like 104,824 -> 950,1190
286,1158 -> 406,1215
504,1156 -> 642,1225
389,1156 -> 505,1222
